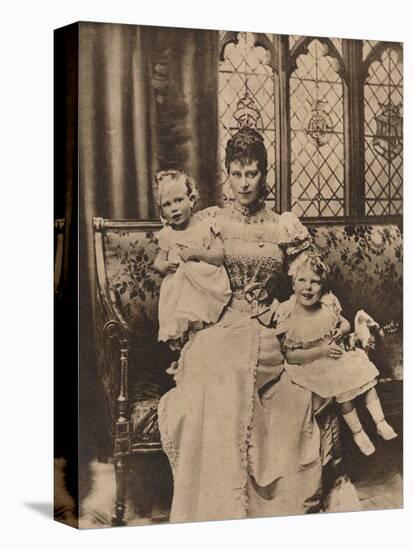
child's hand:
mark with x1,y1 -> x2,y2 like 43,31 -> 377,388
167,247 -> 181,271
319,341 -> 343,359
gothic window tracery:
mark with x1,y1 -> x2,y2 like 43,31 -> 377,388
218,32 -> 402,221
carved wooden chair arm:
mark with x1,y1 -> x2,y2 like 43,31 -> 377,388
93,217 -> 133,455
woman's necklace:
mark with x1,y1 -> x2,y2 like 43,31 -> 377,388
232,201 -> 268,247
232,201 -> 267,223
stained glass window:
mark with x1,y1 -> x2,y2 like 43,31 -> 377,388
364,47 -> 403,216
218,32 -> 278,209
290,39 -> 345,217
218,34 -> 402,220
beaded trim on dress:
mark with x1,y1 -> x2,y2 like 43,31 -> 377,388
238,322 -> 261,513
231,201 -> 275,224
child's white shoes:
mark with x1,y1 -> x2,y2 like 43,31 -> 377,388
352,420 -> 397,455
376,420 -> 398,441
353,430 -> 376,456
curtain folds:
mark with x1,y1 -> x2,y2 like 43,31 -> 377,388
76,23 -> 220,456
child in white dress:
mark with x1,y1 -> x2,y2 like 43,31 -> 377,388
276,252 -> 397,456
153,170 -> 231,353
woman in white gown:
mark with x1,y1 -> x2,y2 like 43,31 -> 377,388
158,127 -> 360,522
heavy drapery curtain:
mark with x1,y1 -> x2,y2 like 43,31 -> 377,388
76,23 -> 220,456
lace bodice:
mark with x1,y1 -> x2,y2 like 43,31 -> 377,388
198,204 -> 311,301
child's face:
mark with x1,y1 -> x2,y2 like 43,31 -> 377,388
160,180 -> 193,227
293,267 -> 323,308
229,160 -> 262,206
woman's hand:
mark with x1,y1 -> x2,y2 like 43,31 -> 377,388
330,327 -> 345,344
332,317 -> 351,343
167,260 -> 179,272
179,247 -> 200,262
178,245 -> 224,266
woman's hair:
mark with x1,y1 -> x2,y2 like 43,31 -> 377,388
153,169 -> 199,207
224,128 -> 268,181
288,252 -> 330,283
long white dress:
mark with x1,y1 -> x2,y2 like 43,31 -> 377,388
156,216 -> 231,344
158,204 -> 361,523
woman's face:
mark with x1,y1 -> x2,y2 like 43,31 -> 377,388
228,160 -> 263,207
293,267 -> 323,308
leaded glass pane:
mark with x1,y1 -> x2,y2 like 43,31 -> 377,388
219,32 -> 277,209
364,47 -> 403,216
363,39 -> 380,61
331,38 -> 342,56
290,39 -> 345,217
289,35 -> 301,50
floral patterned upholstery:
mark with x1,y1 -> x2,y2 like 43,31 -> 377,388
100,221 -> 402,442
309,224 -> 402,381
102,224 -> 173,445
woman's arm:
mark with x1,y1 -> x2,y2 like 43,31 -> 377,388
179,224 -> 225,266
286,342 -> 343,365
331,315 -> 351,343
179,246 -> 224,266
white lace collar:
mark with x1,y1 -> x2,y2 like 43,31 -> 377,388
277,292 -> 341,348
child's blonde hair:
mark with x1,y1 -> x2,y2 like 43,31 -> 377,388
153,169 -> 199,208
288,252 -> 330,283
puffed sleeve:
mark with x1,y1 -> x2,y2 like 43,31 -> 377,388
195,205 -> 219,222
194,208 -> 223,250
278,211 -> 312,258
154,225 -> 170,252
320,291 -> 342,320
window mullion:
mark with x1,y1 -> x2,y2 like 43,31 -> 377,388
276,35 -> 291,213
343,39 -> 365,217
